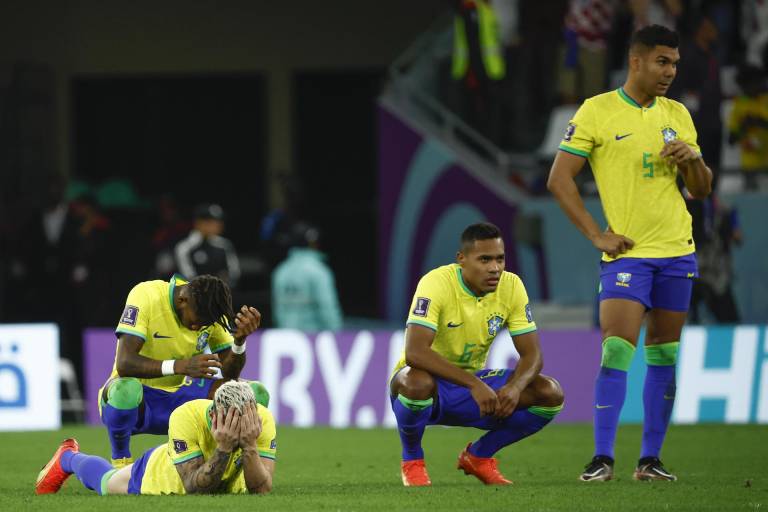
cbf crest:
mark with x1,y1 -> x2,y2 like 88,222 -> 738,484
661,126 -> 677,143
196,331 -> 210,351
487,315 -> 504,338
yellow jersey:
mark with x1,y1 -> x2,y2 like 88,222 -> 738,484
392,264 -> 536,377
559,88 -> 700,261
727,93 -> 768,170
112,274 -> 234,391
139,399 -> 277,495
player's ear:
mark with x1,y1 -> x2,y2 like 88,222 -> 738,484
456,250 -> 465,264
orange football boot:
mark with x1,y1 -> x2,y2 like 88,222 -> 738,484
35,438 -> 80,495
401,459 -> 432,486
457,443 -> 512,485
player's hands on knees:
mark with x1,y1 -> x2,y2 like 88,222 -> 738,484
233,306 -> 262,341
179,353 -> 222,378
495,384 -> 521,418
470,380 -> 501,416
238,401 -> 262,450
660,140 -> 699,165
591,231 -> 634,259
212,406 -> 241,453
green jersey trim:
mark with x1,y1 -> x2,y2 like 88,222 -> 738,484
168,274 -> 181,325
116,327 -> 146,341
456,267 -> 478,297
212,343 -> 233,354
509,325 -> 537,337
406,319 -> 437,331
258,450 -> 276,460
172,451 -> 203,465
618,87 -> 656,109
558,145 -> 589,158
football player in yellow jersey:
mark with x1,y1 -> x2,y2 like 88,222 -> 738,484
100,274 -> 267,467
547,25 -> 713,483
36,381 -> 275,496
389,223 -> 564,487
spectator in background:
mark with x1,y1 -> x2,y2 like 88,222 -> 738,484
152,195 -> 191,278
728,64 -> 768,190
668,14 -> 722,176
687,193 -> 742,323
508,0 -> 568,149
272,222 -> 342,331
558,0 -> 615,105
450,0 -> 506,143
742,0 -> 768,68
174,203 -> 241,288
630,0 -> 682,30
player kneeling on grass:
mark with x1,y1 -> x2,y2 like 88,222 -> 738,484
36,381 -> 276,496
390,222 -> 564,487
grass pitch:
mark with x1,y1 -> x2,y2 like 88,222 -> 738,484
1,423 -> 765,511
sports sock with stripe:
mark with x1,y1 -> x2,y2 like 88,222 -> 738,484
594,336 -> 635,459
641,342 -> 679,459
391,394 -> 433,461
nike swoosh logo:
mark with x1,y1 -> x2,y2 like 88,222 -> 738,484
595,404 -> 612,409
153,332 -> 172,339
615,133 -> 633,140
663,395 -> 675,400
447,322 -> 464,328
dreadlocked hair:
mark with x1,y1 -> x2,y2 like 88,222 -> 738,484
187,274 -> 235,333
214,380 -> 255,415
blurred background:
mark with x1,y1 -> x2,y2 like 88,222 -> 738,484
0,0 -> 766,430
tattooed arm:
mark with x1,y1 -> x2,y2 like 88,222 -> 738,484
239,401 -> 274,494
174,407 -> 241,494
175,450 -> 232,494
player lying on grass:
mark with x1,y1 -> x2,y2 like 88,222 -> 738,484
390,222 -> 565,486
36,380 -> 276,495
100,273 -> 269,467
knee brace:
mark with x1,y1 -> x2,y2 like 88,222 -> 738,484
601,336 -> 636,371
107,378 -> 143,410
644,342 -> 679,366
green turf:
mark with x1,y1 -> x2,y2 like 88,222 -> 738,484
2,423 -> 765,511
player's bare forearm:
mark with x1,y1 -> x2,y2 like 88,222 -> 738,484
220,349 -> 246,380
680,158 -> 712,199
176,450 -> 231,494
116,336 -> 222,379
505,344 -> 542,393
242,448 -> 273,494
406,344 -> 482,389
547,152 -> 602,241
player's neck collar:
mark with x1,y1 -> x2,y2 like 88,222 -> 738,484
456,266 -> 484,298
618,87 -> 656,109
169,273 -> 187,325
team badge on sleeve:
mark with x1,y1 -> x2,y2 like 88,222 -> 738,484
270,439 -> 277,450
525,304 -> 533,323
120,305 -> 139,326
413,297 -> 431,317
173,439 -> 188,453
563,122 -> 576,142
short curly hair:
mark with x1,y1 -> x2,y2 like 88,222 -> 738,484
214,380 -> 255,415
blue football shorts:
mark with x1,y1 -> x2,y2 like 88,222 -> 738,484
598,254 -> 698,311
